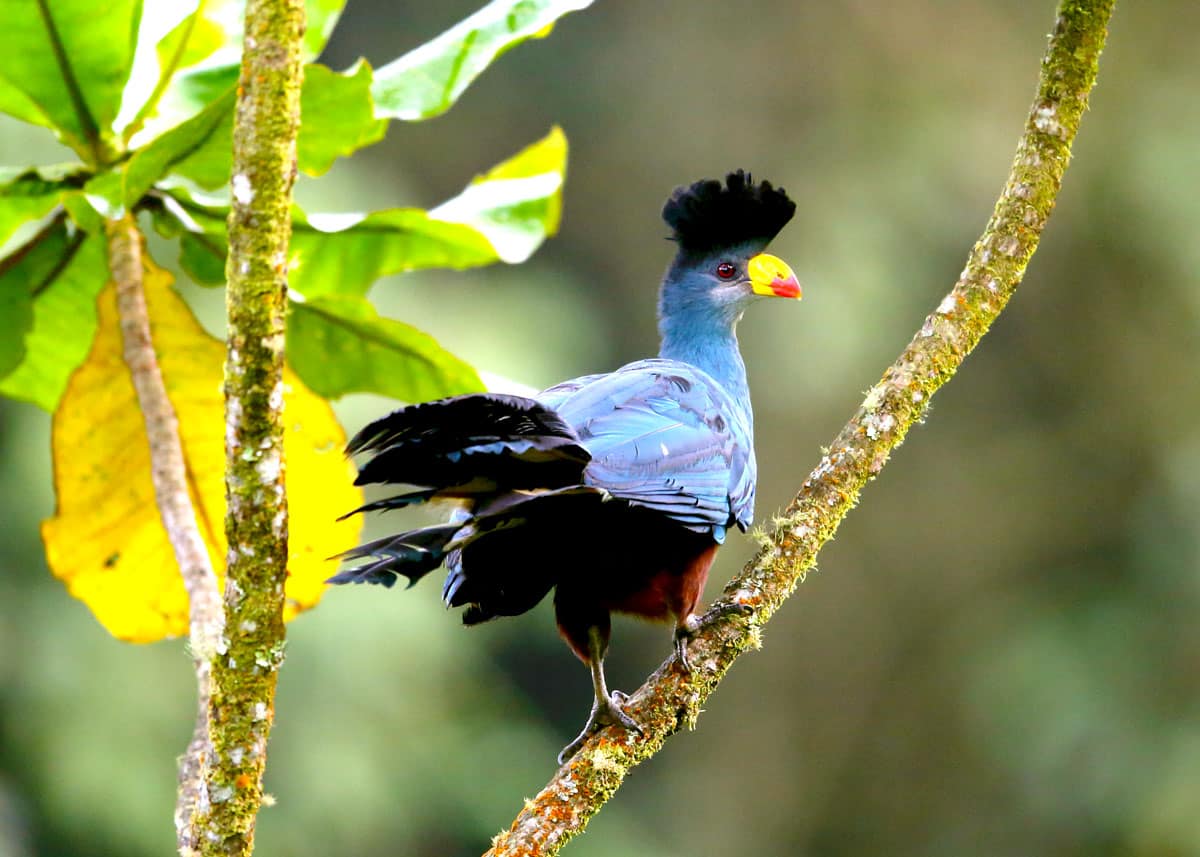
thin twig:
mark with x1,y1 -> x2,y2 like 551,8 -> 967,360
189,0 -> 305,854
104,214 -> 224,854
485,1 -> 1116,854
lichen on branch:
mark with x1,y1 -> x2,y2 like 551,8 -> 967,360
189,0 -> 306,854
485,1 -> 1116,854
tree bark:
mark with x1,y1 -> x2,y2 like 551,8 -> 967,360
485,1 -> 1116,854
188,0 -> 305,853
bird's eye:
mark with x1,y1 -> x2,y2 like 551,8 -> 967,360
716,262 -> 736,279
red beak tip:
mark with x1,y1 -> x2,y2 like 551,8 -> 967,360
772,277 -> 802,298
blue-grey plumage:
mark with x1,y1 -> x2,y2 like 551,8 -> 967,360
548,359 -> 754,541
329,171 -> 802,763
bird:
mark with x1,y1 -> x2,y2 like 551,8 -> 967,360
329,170 -> 801,763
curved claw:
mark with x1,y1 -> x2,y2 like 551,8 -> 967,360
674,622 -> 697,673
675,602 -> 756,673
701,600 -> 754,624
557,692 -> 643,765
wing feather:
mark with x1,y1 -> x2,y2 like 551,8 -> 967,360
543,359 -> 755,535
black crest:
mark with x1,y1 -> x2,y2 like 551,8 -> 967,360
662,170 -> 796,256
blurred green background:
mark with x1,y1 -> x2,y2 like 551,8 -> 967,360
4,1 -> 1200,855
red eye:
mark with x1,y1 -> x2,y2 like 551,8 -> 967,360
716,262 -> 736,279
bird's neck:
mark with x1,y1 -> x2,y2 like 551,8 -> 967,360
658,307 -> 751,408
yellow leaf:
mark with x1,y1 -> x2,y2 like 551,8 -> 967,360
43,258 -> 362,642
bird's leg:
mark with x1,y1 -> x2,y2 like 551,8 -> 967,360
557,626 -> 643,764
673,601 -> 755,673
673,613 -> 702,672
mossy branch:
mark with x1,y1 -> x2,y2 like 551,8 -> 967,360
188,0 -> 305,854
105,213 -> 226,854
485,1 -> 1115,854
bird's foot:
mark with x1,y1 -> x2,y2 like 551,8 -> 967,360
674,601 -> 756,673
557,691 -> 644,765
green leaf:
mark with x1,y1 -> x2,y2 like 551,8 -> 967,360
0,161 -> 90,186
303,0 -> 346,61
0,80 -> 53,129
288,207 -> 498,299
291,126 -> 567,296
146,189 -> 227,285
0,171 -> 65,251
157,127 -> 567,297
130,84 -> 233,192
0,232 -> 107,410
298,62 -> 387,177
0,0 -> 143,160
0,220 -> 70,380
115,3 -> 229,143
162,94 -> 236,192
60,190 -> 105,234
160,64 -> 240,128
158,192 -> 498,296
372,0 -> 592,121
87,86 -> 236,213
179,232 -> 227,285
428,125 -> 566,263
135,0 -> 344,139
287,295 -> 483,402
119,60 -> 382,200
154,186 -> 226,232
0,279 -> 34,380
163,61 -> 388,189
155,6 -> 227,72
152,0 -> 243,101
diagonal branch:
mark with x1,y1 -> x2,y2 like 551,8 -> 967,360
485,1 -> 1116,854
104,213 -> 225,855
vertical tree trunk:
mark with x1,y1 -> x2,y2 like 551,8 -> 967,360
189,0 -> 305,854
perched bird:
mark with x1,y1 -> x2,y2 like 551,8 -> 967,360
330,171 -> 801,762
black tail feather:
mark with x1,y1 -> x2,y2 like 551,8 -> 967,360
446,486 -> 608,553
353,436 -> 588,490
335,395 -> 602,617
438,488 -> 611,623
345,393 -> 590,495
335,488 -> 441,521
346,393 -> 580,456
327,523 -> 460,589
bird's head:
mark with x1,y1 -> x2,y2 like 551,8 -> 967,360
659,171 -> 800,327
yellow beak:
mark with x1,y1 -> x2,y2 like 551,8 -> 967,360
748,253 -> 802,299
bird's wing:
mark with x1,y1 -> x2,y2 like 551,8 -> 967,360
547,359 -> 755,540
538,373 -> 609,410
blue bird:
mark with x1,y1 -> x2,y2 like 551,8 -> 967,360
330,171 -> 801,762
